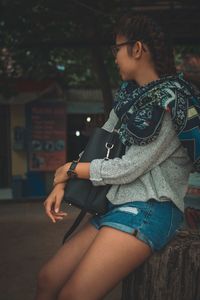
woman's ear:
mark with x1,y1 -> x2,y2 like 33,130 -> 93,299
132,41 -> 143,58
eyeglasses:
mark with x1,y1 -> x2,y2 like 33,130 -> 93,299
111,40 -> 136,57
111,40 -> 146,57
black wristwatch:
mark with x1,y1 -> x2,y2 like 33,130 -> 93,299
67,160 -> 79,179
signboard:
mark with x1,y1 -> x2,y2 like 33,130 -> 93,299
27,102 -> 66,171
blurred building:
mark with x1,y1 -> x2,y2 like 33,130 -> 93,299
0,79 -> 106,199
1,55 -> 200,201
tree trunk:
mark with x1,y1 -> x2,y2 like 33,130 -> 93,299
90,47 -> 113,118
121,230 -> 200,300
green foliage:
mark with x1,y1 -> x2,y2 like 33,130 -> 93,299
0,0 -> 121,91
1,0 -> 200,95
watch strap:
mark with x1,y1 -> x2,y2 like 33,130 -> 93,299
67,160 -> 79,178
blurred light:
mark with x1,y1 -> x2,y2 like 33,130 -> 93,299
75,131 -> 80,136
56,64 -> 65,71
86,117 -> 91,122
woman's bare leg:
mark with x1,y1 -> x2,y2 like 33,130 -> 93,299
35,221 -> 98,300
57,226 -> 152,300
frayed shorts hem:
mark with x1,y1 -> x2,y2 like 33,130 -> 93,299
89,199 -> 184,252
90,220 -> 155,252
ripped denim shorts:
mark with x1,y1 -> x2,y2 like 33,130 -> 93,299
90,199 -> 184,252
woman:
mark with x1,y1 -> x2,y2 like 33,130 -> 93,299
35,14 -> 193,300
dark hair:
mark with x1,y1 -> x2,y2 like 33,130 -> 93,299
114,14 -> 177,77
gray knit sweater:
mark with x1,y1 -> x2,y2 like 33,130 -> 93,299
89,109 -> 192,212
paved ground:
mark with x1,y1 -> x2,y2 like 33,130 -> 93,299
0,201 -> 121,300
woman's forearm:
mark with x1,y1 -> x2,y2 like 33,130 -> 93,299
53,162 -> 91,186
74,162 -> 90,179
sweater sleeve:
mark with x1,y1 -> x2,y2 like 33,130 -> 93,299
101,109 -> 118,132
90,112 -> 182,186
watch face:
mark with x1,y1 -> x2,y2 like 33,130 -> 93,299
67,160 -> 78,178
67,170 -> 77,178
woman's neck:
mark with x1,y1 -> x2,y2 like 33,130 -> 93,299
134,68 -> 160,87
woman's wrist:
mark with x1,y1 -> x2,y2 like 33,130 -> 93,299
67,160 -> 79,179
53,182 -> 66,190
66,162 -> 90,180
53,161 -> 91,187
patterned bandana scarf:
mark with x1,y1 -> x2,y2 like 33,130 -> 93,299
113,73 -> 200,172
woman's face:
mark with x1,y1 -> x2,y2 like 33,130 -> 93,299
114,35 -> 137,81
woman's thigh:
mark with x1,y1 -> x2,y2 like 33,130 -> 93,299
38,221 -> 98,291
58,226 -> 152,300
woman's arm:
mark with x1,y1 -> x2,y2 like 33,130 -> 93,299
53,162 -> 90,185
54,113 -> 182,187
90,113 -> 183,186
53,109 -> 118,185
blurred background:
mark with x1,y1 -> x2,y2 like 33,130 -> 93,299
0,1 -> 200,299
1,0 -> 200,199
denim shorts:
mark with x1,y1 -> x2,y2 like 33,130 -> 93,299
90,199 -> 184,252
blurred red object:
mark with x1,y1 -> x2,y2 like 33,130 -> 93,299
185,207 -> 200,229
187,187 -> 200,196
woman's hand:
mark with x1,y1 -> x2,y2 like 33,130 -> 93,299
53,163 -> 70,186
43,183 -> 67,223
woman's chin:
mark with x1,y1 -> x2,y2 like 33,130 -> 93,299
120,73 -> 133,81
120,73 -> 126,81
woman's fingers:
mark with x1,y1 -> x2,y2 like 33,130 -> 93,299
54,190 -> 65,213
44,193 -> 59,223
52,211 -> 67,217
44,199 -> 67,223
54,210 -> 67,215
52,214 -> 64,221
45,208 -> 67,223
43,184 -> 67,223
46,208 -> 56,223
52,211 -> 68,221
44,199 -> 56,223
